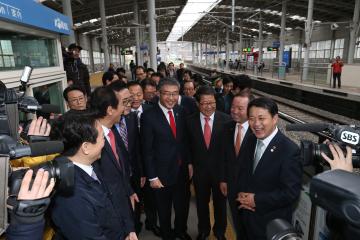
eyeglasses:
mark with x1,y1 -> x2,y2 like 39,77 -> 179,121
68,96 -> 85,104
160,91 -> 179,98
199,102 -> 216,106
122,98 -> 133,106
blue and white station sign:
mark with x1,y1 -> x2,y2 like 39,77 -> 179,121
0,0 -> 71,35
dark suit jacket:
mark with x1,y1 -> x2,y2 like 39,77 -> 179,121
186,111 -> 231,179
51,165 -> 127,240
141,104 -> 189,186
179,95 -> 198,116
238,130 -> 302,238
221,121 -> 253,189
93,135 -> 135,234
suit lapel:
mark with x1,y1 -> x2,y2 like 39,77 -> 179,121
194,112 -> 207,150
209,112 -> 222,149
253,131 -> 281,175
103,140 -> 122,172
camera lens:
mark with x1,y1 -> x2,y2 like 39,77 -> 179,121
9,157 -> 74,196
300,140 -> 315,166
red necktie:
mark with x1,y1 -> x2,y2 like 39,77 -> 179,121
108,130 -> 119,161
168,110 -> 176,138
235,124 -> 242,156
204,117 -> 211,149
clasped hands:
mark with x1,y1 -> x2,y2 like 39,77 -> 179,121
236,192 -> 256,212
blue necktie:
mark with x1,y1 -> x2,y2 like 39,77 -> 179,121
119,117 -> 128,151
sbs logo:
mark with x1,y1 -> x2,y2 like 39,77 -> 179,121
340,131 -> 359,145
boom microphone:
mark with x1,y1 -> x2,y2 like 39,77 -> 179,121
18,96 -> 60,113
286,123 -> 330,132
24,104 -> 61,113
8,141 -> 64,159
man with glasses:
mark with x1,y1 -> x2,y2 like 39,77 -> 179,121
141,79 -> 158,105
141,79 -> 192,240
63,85 -> 87,111
135,66 -> 147,82
128,81 -> 161,237
108,81 -> 145,234
186,86 -> 231,240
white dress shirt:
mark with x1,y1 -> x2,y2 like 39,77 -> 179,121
158,102 -> 175,125
200,112 -> 215,133
131,104 -> 144,118
254,127 -> 278,160
234,121 -> 249,145
73,162 -> 94,177
101,124 -> 111,144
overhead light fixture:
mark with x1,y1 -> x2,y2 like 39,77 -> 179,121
166,0 -> 221,42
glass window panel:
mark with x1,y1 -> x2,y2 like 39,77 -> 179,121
325,40 -> 331,49
324,50 -> 330,58
0,31 -> 58,71
309,51 -> 316,58
317,50 -> 324,58
310,42 -> 317,50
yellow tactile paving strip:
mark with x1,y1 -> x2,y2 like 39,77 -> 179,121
90,72 -> 105,87
190,185 -> 236,240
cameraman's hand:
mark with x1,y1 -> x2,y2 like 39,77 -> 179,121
18,169 -> 55,200
321,143 -> 353,172
28,116 -> 51,137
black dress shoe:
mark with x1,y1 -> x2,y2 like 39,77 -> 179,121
215,235 -> 226,240
196,233 -> 208,240
175,232 -> 192,240
145,225 -> 162,237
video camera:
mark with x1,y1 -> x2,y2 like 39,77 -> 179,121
0,67 -> 74,235
286,123 -> 360,167
267,170 -> 360,240
266,123 -> 360,240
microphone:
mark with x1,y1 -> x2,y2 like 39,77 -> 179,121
24,104 -> 61,113
8,141 -> 64,159
18,96 -> 61,113
286,123 -> 330,132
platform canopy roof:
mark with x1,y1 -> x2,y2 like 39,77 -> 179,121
41,0 -> 357,47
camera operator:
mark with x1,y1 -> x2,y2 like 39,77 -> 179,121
6,116 -> 55,240
63,43 -> 91,96
321,142 -> 353,172
6,169 -> 55,240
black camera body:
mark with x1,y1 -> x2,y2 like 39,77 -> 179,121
286,123 -> 360,167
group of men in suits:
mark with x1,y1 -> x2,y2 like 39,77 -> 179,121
53,67 -> 302,240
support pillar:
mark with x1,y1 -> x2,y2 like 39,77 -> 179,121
61,0 -> 75,45
216,31 -> 220,69
147,0 -> 157,69
239,21 -> 243,61
205,40 -> 208,67
226,28 -> 230,70
134,0 -> 141,66
88,35 -> 95,73
192,42 -> 195,64
258,12 -> 264,70
302,0 -> 314,81
348,0 -> 360,64
99,0 -> 110,70
278,0 -> 287,66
